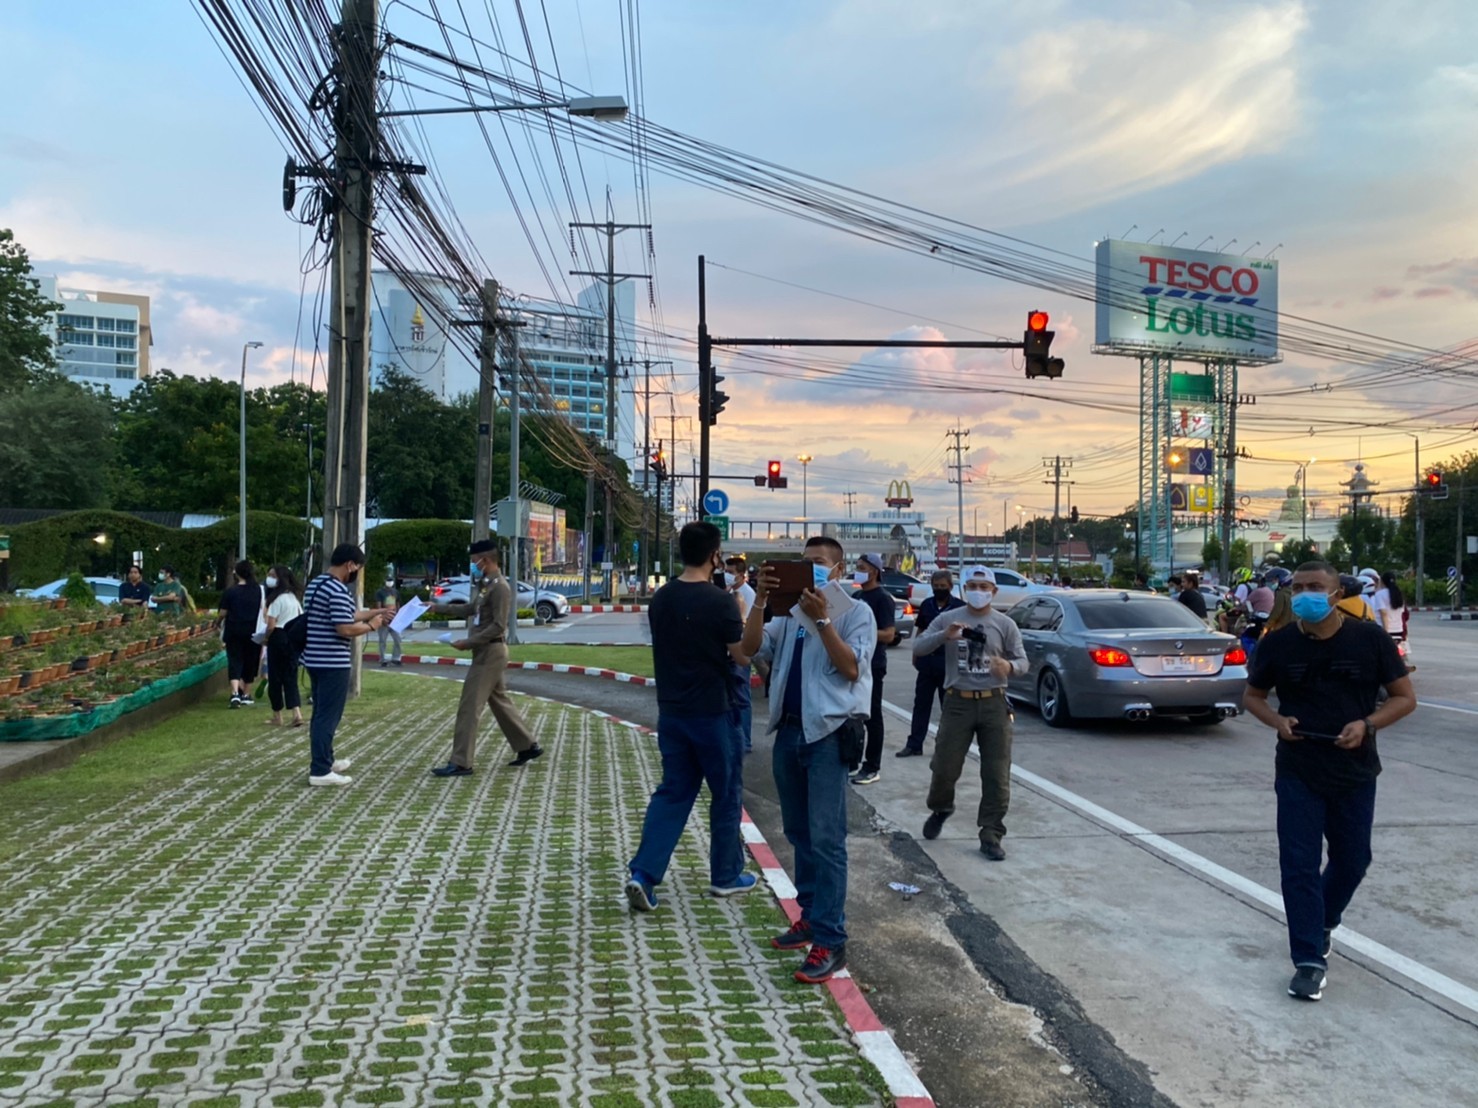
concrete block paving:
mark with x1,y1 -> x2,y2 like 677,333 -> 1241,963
0,675 -> 887,1107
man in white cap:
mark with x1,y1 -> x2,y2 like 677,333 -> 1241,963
909,566 -> 1028,860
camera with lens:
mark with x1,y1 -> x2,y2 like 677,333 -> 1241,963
959,625 -> 989,645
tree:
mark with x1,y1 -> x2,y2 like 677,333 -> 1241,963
1336,506 -> 1396,571
1277,538 -> 1321,567
1228,538 -> 1252,571
1200,534 -> 1223,571
0,228 -> 59,392
0,376 -> 115,508
366,369 -> 478,519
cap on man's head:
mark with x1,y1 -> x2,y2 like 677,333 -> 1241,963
859,553 -> 885,574
965,566 -> 996,584
468,539 -> 498,556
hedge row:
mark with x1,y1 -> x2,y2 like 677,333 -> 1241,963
1,510 -> 486,591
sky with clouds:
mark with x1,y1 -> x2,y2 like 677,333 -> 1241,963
2,0 -> 1475,533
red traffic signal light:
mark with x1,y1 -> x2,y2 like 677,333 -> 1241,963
766,460 -> 788,490
1024,310 -> 1063,378
1424,469 -> 1449,499
1425,470 -> 1442,488
1027,310 -> 1049,332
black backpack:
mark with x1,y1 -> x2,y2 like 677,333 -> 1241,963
285,578 -> 328,659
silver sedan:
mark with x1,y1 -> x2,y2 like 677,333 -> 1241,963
1004,590 -> 1248,726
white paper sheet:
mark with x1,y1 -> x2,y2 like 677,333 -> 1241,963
791,580 -> 857,636
389,596 -> 428,634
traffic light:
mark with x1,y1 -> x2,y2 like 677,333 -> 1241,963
1424,469 -> 1449,500
1070,506 -> 1079,524
650,447 -> 667,481
766,460 -> 788,489
699,365 -> 730,427
1023,310 -> 1064,379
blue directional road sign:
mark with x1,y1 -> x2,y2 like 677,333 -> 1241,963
703,488 -> 730,516
1188,447 -> 1215,476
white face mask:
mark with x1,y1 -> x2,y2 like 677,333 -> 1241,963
723,572 -> 737,588
965,589 -> 993,610
853,571 -> 870,586
265,576 -> 279,588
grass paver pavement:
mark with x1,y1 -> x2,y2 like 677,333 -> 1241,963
0,673 -> 886,1107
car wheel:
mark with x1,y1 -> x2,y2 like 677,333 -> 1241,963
1187,710 -> 1223,725
536,600 -> 557,622
1037,668 -> 1073,728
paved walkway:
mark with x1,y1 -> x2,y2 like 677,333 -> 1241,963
0,673 -> 891,1107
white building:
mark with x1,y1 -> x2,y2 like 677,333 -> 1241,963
369,270 -> 637,466
37,277 -> 153,395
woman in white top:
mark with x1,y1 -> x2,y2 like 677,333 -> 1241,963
1368,570 -> 1412,671
264,564 -> 306,726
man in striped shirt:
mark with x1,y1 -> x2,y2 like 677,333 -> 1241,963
302,543 -> 392,787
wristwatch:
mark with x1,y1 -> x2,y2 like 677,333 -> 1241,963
1363,718 -> 1378,741
814,618 -> 832,631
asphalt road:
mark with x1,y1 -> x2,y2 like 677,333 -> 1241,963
418,610 -> 1478,1106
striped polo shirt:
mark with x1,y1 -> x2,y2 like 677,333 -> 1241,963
302,574 -> 357,669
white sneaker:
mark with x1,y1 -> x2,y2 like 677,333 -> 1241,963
331,758 -> 352,773
309,771 -> 352,787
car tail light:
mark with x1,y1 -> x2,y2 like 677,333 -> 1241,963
1088,646 -> 1133,667
903,603 -> 916,616
433,586 -> 446,596
1224,645 -> 1248,666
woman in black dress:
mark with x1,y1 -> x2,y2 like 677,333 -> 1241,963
218,559 -> 265,707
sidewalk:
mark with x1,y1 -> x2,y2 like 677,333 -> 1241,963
0,671 -> 894,1107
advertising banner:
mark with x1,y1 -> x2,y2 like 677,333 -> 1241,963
1095,240 -> 1279,360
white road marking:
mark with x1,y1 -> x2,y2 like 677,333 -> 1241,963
856,1030 -> 933,1099
740,822 -> 768,845
762,867 -> 798,900
881,698 -> 1478,1018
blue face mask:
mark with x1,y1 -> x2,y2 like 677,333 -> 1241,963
1290,591 -> 1332,622
470,565 -> 484,583
812,563 -> 832,588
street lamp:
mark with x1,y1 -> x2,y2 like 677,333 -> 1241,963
1297,457 -> 1316,542
1017,504 -> 1036,578
239,341 -> 264,562
1404,433 -> 1423,602
797,454 -> 813,521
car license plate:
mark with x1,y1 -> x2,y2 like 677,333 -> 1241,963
1161,655 -> 1198,674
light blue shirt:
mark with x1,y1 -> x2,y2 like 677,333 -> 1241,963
755,601 -> 875,743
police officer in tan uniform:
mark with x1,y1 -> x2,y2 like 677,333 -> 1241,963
431,540 -> 541,777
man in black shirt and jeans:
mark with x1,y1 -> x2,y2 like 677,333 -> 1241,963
849,553 -> 896,785
1244,561 -> 1415,1002
627,521 -> 754,912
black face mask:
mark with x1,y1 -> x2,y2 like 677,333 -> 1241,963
346,569 -> 360,585
933,588 -> 953,603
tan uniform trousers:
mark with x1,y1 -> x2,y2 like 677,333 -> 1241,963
450,642 -> 536,768
925,689 -> 1013,845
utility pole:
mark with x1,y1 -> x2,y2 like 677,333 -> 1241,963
1043,456 -> 1074,575
571,219 -> 650,600
1456,472 -> 1466,613
625,357 -> 671,593
506,323 -> 523,644
1219,389 -> 1253,583
1412,436 -> 1425,604
843,490 -> 857,519
321,0 -> 378,695
471,280 -> 499,542
947,425 -> 971,574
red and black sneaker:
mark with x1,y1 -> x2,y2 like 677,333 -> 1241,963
794,943 -> 847,984
771,918 -> 812,951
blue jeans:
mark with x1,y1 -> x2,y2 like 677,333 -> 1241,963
307,667 -> 351,777
629,712 -> 745,887
1275,772 -> 1377,968
772,720 -> 849,948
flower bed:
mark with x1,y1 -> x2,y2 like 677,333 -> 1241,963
0,602 -> 226,740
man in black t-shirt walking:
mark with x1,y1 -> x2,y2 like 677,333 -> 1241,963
1244,561 -> 1415,1002
626,522 -> 754,912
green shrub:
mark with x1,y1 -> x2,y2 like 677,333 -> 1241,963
61,573 -> 100,609
361,520 -> 476,585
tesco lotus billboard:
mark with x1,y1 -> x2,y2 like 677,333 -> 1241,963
1094,240 -> 1279,361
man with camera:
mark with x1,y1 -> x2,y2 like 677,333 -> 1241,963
910,567 -> 1028,860
741,537 -> 875,984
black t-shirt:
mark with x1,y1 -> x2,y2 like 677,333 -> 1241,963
1247,618 -> 1407,793
1177,588 -> 1208,619
219,583 -> 263,634
649,579 -> 743,717
856,587 -> 896,674
119,580 -> 152,605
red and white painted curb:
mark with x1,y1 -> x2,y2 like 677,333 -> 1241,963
567,604 -> 646,613
370,655 -> 764,688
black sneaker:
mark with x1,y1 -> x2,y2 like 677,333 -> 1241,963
771,918 -> 812,950
895,746 -> 923,758
239,696 -> 254,707
849,769 -> 880,786
1321,929 -> 1334,960
980,840 -> 1007,861
430,763 -> 473,778
1288,965 -> 1326,1001
795,944 -> 846,984
923,811 -> 950,840
229,695 -> 242,709
509,745 -> 544,767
